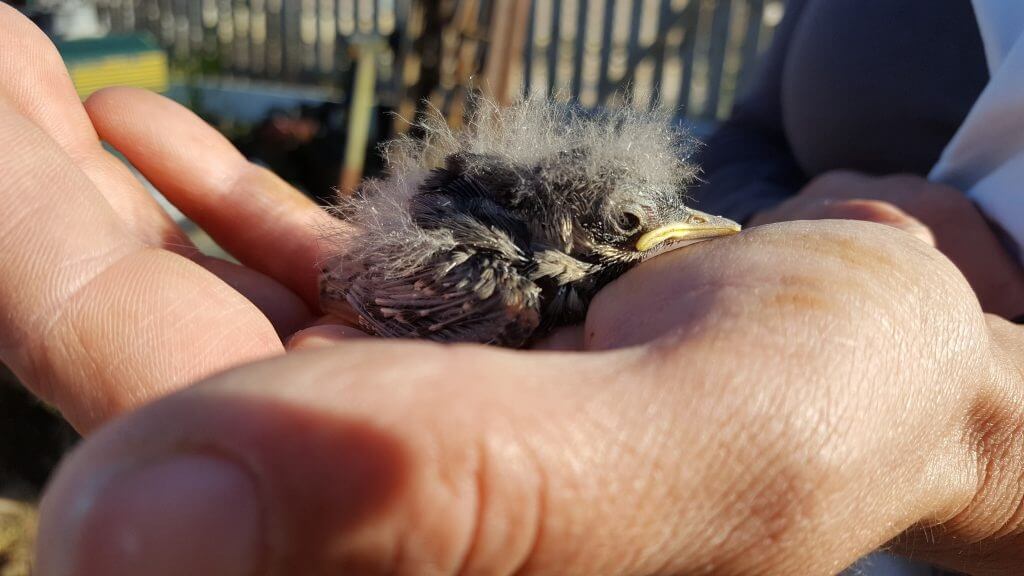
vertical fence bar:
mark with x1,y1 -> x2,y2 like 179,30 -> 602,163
678,0 -> 700,112
391,0 -> 414,121
235,0 -> 252,74
79,0 -> 779,128
622,0 -> 643,102
266,0 -> 281,75
545,0 -> 561,98
158,0 -> 173,44
215,0 -> 232,72
596,0 -> 615,102
485,0 -> 531,105
520,0 -> 536,97
125,0 -> 137,31
465,0 -> 494,113
187,0 -> 203,57
704,0 -> 732,119
735,0 -> 764,95
569,0 -> 588,101
650,0 -> 672,106
251,0 -> 267,75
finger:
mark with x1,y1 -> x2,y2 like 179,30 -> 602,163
42,345 -> 702,576
28,343 -> 932,575
0,5 -> 190,249
799,170 -> 873,201
200,258 -> 313,338
752,198 -> 936,246
85,88 -> 343,307
820,199 -> 936,246
0,104 -> 281,431
0,6 -> 315,333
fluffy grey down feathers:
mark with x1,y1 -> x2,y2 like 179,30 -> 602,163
319,98 -> 702,347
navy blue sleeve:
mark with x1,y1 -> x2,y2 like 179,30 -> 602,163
690,0 -> 810,224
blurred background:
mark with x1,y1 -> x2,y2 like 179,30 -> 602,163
0,1 -> 785,572
10,0 -> 785,198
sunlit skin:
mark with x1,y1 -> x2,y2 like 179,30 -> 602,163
2,5 -> 1024,575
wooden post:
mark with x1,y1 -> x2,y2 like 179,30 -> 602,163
483,0 -> 532,106
340,42 -> 378,194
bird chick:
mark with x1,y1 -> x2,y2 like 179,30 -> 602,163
320,98 -> 740,347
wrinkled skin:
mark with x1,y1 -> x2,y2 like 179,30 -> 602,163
2,6 -> 1024,575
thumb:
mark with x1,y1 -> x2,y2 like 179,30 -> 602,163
38,343 -> 719,575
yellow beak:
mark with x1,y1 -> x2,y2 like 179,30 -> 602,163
635,209 -> 742,252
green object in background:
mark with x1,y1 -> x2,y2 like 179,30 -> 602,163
54,34 -> 169,100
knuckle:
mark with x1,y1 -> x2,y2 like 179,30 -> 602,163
420,424 -> 546,575
457,433 -> 548,575
349,370 -> 548,575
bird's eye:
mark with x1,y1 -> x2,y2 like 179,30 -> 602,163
615,211 -> 642,234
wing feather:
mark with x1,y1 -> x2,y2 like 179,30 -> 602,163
342,248 -> 542,347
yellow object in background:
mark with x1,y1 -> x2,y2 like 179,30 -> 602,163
55,34 -> 169,100
340,44 -> 378,195
0,499 -> 35,576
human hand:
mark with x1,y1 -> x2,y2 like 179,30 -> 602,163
35,218 -> 1024,575
7,7 -> 1024,574
750,170 -> 1024,319
0,5 -> 347,432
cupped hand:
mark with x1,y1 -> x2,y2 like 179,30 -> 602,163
36,218 -> 1024,575
750,170 -> 1024,319
0,4 -> 345,432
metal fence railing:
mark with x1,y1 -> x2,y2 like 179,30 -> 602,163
94,0 -> 405,87
521,0 -> 784,119
91,0 -> 784,123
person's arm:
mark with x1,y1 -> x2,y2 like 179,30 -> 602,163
690,0 -> 809,224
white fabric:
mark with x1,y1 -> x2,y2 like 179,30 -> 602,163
930,0 -> 1024,260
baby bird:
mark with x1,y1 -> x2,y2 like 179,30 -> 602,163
320,98 -> 740,347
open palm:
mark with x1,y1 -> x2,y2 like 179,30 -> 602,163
0,4 -> 343,431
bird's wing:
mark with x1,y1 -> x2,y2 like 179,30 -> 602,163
344,247 -> 543,347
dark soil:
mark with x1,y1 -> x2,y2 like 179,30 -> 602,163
0,364 -> 78,575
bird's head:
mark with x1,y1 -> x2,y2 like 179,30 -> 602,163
532,147 -> 741,265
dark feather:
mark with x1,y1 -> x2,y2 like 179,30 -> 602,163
344,245 -> 541,347
320,97 -> 714,347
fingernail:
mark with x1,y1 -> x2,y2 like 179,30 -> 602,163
287,324 -> 368,350
47,454 -> 262,576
